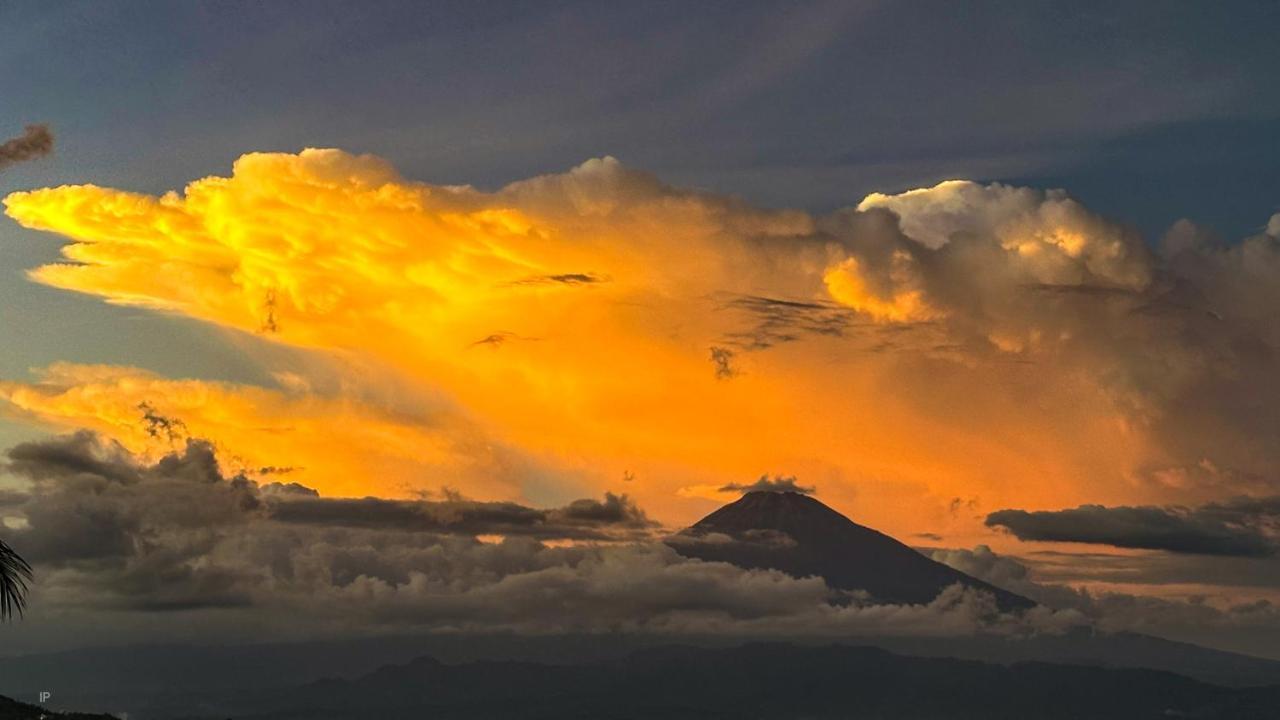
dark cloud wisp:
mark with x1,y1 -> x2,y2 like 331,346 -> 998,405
270,491 -> 656,541
986,497 -> 1280,557
0,124 -> 53,170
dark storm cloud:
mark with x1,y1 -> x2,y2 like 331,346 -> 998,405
0,124 -> 53,170
985,497 -> 1280,556
719,475 -> 815,495
1,433 -> 262,610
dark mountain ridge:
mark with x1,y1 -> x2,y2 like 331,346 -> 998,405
171,643 -> 1280,720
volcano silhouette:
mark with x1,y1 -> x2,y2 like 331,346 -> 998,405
671,491 -> 1034,610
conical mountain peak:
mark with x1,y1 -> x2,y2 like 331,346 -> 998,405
671,490 -> 1033,610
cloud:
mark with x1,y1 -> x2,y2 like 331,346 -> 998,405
508,272 -> 607,286
708,346 -> 737,379
985,497 -> 1280,556
717,294 -> 875,351
0,432 -> 648,610
719,475 -> 815,495
0,363 -> 553,501
927,544 -> 1280,659
0,124 -> 53,171
2,430 -> 1083,640
5,148 -> 1280,545
270,491 -> 656,541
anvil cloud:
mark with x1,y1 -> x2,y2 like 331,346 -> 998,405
4,149 -> 1280,544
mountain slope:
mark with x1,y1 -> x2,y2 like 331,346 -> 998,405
670,490 -> 1034,609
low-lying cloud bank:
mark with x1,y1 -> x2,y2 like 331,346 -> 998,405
986,497 -> 1280,556
6,430 -> 1280,657
929,545 -> 1280,657
0,431 -> 1078,639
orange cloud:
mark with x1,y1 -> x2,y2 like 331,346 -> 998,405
0,363 -> 542,501
5,150 -> 1277,541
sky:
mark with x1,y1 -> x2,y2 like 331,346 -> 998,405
1,0 -> 1280,658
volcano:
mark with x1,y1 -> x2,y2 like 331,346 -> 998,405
670,490 -> 1034,610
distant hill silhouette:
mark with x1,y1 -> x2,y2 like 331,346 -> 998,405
7,630 -> 1280,718
196,643 -> 1280,719
670,490 -> 1034,609
0,695 -> 115,720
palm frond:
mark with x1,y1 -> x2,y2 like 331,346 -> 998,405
0,538 -> 32,621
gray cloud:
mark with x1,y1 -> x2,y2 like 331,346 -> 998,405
719,475 -> 815,495
928,545 -> 1280,660
269,491 -> 655,541
0,432 -> 653,613
0,124 -> 53,170
985,496 -> 1280,557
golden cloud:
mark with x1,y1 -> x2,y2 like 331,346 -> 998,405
5,149 -> 1278,538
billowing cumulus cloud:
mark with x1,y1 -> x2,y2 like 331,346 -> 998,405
0,124 -> 53,171
1,432 -> 651,609
985,497 -> 1280,556
3,148 -> 1280,545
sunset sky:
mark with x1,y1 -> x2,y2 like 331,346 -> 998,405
2,1 -> 1279,659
